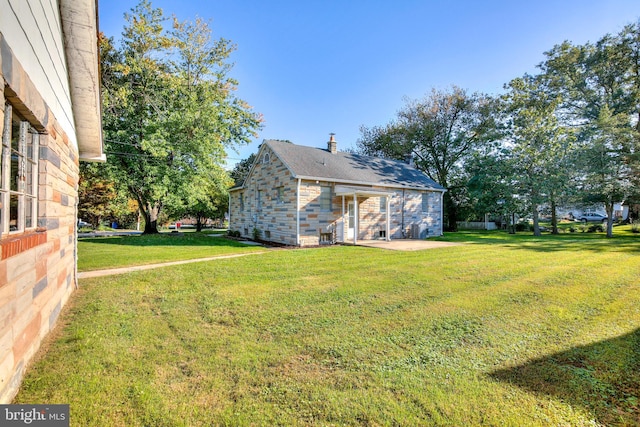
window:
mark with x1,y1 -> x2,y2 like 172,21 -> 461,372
2,103 -> 39,235
320,185 -> 332,212
380,196 -> 387,213
239,192 -> 244,211
276,186 -> 284,204
421,193 -> 428,213
262,153 -> 270,164
257,189 -> 262,211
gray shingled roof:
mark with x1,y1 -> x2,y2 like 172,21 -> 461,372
264,139 -> 445,191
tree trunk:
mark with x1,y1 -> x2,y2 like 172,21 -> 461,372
605,200 -> 614,238
532,205 -> 541,236
551,198 -> 559,235
141,201 -> 161,234
509,212 -> 516,234
444,192 -> 458,232
196,216 -> 203,232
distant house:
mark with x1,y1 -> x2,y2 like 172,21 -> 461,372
0,0 -> 103,402
229,137 -> 445,246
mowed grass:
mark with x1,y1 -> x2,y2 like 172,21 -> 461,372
15,232 -> 640,426
77,232 -> 263,271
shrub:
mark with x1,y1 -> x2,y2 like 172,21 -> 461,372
587,224 -> 604,233
252,227 -> 261,240
632,221 -> 640,234
227,230 -> 241,238
515,223 -> 530,232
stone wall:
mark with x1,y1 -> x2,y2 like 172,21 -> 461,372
229,145 -> 299,245
0,33 -> 80,403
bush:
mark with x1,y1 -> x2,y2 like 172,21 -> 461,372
587,224 -> 604,233
252,227 -> 261,240
632,221 -> 640,234
227,230 -> 241,238
514,223 -> 530,232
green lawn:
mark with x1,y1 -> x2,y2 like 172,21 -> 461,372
15,232 -> 640,426
77,232 -> 263,271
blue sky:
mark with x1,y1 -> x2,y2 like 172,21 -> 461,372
98,1 -> 640,168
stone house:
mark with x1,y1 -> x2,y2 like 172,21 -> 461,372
0,0 -> 103,402
229,137 -> 445,246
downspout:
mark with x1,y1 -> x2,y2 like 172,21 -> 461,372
296,178 -> 301,246
440,190 -> 445,236
74,184 -> 79,289
401,189 -> 405,238
227,192 -> 231,230
353,193 -> 358,245
386,195 -> 391,241
341,195 -> 345,243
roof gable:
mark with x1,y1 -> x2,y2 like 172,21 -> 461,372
264,139 -> 445,191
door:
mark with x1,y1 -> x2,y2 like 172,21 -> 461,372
347,202 -> 355,240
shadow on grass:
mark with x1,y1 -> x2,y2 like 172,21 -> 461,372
489,328 -> 640,425
78,233 -> 252,248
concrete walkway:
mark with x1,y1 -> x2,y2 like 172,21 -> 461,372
78,251 -> 267,279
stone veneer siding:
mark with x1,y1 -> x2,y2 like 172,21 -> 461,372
0,34 -> 80,403
229,145 -> 299,245
230,144 -> 443,247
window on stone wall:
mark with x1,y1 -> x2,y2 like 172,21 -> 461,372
320,185 -> 332,212
239,192 -> 244,211
380,196 -> 387,213
276,186 -> 284,204
422,193 -> 428,213
257,189 -> 262,211
1,102 -> 39,236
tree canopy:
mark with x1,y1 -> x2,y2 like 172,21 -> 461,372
358,19 -> 640,236
357,86 -> 499,231
98,0 -> 262,233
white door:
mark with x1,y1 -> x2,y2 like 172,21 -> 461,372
347,202 -> 355,240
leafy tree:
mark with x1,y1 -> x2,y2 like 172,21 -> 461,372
502,75 -> 576,236
578,105 -> 634,235
465,146 -> 524,233
101,0 -> 261,234
78,163 -> 138,228
540,25 -> 639,236
357,86 -> 499,231
230,153 -> 256,186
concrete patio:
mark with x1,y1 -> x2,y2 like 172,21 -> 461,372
355,239 -> 461,251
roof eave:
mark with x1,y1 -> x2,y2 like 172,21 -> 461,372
60,0 -> 105,162
295,175 -> 446,192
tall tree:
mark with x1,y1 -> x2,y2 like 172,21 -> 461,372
101,0 -> 261,233
540,25 -> 639,236
503,75 -> 576,236
357,86 -> 498,231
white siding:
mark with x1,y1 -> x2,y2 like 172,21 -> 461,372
0,0 -> 76,147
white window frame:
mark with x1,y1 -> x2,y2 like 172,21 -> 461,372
1,102 -> 39,235
380,196 -> 387,213
276,186 -> 284,204
421,193 -> 428,213
320,185 -> 332,212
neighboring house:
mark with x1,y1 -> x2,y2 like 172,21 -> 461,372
229,137 -> 446,246
0,0 -> 103,402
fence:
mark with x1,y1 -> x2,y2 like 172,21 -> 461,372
457,221 -> 498,230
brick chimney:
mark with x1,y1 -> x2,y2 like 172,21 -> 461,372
327,133 -> 337,154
